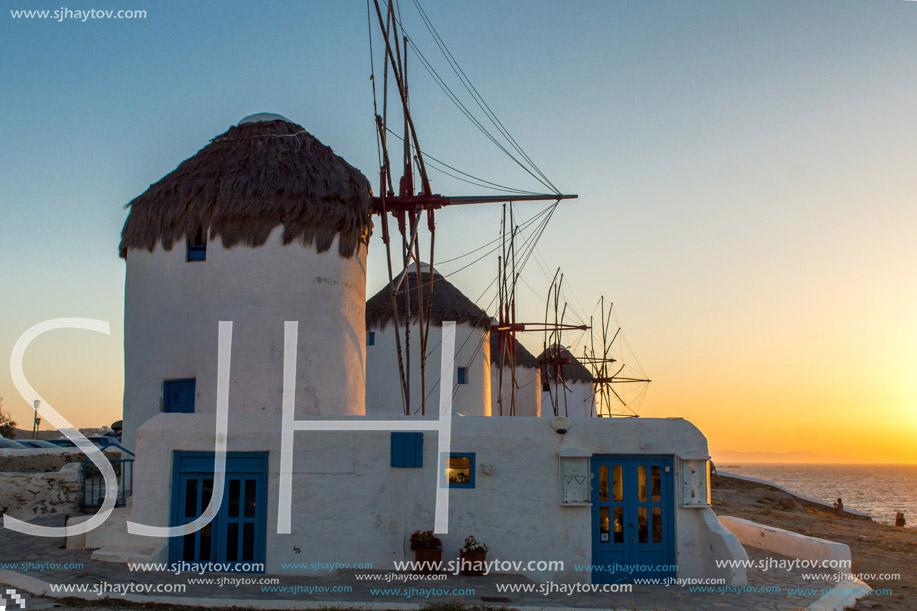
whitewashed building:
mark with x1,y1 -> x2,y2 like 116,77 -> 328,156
119,114 -> 371,452
77,113 -> 747,587
490,334 -> 541,417
539,345 -> 597,418
364,265 -> 491,417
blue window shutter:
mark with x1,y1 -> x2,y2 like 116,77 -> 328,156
187,245 -> 206,261
367,331 -> 375,346
164,379 -> 196,413
187,228 -> 207,261
391,433 -> 423,468
412,434 -> 423,466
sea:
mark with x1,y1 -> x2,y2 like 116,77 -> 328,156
718,463 -> 917,526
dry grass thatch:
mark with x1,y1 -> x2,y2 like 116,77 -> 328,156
538,346 -> 595,383
366,269 -> 491,330
119,119 -> 372,258
490,333 -> 539,369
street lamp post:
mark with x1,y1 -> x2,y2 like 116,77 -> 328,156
32,399 -> 41,440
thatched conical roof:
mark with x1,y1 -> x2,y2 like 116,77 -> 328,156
366,266 -> 490,330
119,115 -> 372,258
490,334 -> 539,369
537,345 -> 595,383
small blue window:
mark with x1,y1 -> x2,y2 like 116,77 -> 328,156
367,331 -> 375,346
164,379 -> 196,413
187,227 -> 206,261
391,432 -> 423,468
457,367 -> 468,385
446,452 -> 475,488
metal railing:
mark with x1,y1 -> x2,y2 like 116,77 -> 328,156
81,456 -> 133,509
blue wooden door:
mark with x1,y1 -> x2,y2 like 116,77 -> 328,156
591,455 -> 675,583
170,452 -> 268,572
219,475 -> 264,565
174,470 -> 215,563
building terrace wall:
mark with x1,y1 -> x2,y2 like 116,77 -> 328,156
125,414 -> 740,582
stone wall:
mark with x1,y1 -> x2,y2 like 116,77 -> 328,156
0,463 -> 82,519
0,448 -> 119,473
0,449 -> 122,519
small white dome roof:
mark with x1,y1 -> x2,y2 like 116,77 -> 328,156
417,262 -> 439,276
394,262 -> 440,281
238,112 -> 292,125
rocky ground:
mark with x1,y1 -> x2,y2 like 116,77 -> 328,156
712,473 -> 917,610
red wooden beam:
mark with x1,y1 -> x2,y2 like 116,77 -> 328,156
492,322 -> 589,332
372,193 -> 577,215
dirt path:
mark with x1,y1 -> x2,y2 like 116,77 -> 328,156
712,474 -> 917,610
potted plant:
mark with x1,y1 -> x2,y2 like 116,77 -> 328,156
409,529 -> 443,573
459,535 -> 488,576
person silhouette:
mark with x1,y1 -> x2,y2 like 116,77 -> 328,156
833,498 -> 844,516
895,512 -> 906,527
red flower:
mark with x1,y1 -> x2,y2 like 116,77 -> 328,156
409,529 -> 443,550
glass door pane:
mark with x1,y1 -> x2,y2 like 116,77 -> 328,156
179,476 -> 213,562
612,465 -> 623,501
614,506 -> 624,543
599,466 -> 609,502
637,466 -> 647,502
599,506 -> 610,542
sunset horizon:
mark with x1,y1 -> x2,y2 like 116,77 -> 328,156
2,1 -> 916,466
2,2 -> 916,609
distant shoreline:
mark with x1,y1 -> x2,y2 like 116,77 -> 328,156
718,461 -> 917,465
713,472 -> 917,610
717,471 -> 872,520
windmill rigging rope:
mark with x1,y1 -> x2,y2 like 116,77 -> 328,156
383,127 -> 541,195
410,0 -> 559,194
380,2 -> 557,194
366,2 -> 576,408
440,206 -> 556,276
437,204 -> 555,266
402,34 -> 556,193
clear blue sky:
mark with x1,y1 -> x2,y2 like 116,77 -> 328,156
1,0 -> 915,461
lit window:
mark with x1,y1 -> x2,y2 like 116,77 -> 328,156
187,227 -> 206,261
457,367 -> 468,385
367,331 -> 375,346
446,453 -> 475,488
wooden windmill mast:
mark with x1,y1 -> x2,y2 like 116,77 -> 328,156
368,0 -> 577,415
585,297 -> 652,417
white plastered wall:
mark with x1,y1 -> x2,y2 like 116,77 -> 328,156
118,414 -> 744,584
541,380 -> 595,418
490,364 -> 541,417
122,229 -> 367,451
365,323 -> 491,416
